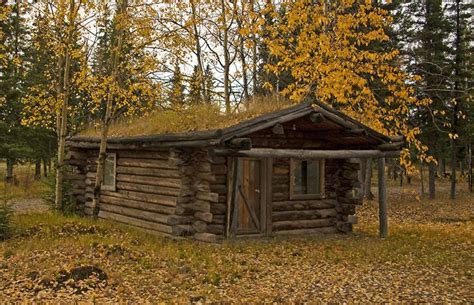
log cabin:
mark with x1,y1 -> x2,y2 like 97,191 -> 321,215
66,100 -> 403,242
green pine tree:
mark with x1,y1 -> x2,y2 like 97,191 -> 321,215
169,63 -> 186,108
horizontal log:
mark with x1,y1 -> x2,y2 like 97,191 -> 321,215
100,203 -> 170,224
207,224 -> 225,235
117,158 -> 179,169
210,184 -> 227,194
213,175 -> 226,184
212,215 -> 225,225
272,227 -> 338,235
98,210 -> 173,234
211,164 -> 227,175
102,190 -> 177,207
117,150 -> 170,160
192,220 -> 207,233
378,142 -> 403,151
273,193 -> 288,201
195,212 -> 213,223
175,201 -> 211,215
210,203 -> 226,214
274,167 -> 289,175
272,218 -> 335,231
116,174 -> 181,189
212,148 -> 401,159
116,166 -> 181,178
100,194 -> 175,215
116,182 -> 181,197
272,209 -> 337,221
209,156 -> 226,164
196,192 -> 219,203
388,135 -> 404,142
272,200 -> 337,211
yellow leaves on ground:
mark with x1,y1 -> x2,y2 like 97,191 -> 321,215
0,181 -> 472,302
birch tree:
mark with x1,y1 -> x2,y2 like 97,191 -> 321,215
22,0 -> 90,210
89,0 -> 161,217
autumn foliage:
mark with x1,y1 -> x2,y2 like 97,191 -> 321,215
265,0 -> 432,170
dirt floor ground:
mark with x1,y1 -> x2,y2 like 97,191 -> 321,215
0,180 -> 473,302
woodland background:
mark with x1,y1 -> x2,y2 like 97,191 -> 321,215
0,0 -> 473,207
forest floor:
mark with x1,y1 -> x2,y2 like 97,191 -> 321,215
0,179 -> 473,302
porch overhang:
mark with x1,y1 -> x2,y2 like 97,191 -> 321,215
220,148 -> 394,239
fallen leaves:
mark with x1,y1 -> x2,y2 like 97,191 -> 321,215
0,183 -> 472,302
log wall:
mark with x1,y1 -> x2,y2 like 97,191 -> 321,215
66,147 -> 361,241
271,158 -> 336,234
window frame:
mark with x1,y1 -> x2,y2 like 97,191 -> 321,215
289,158 -> 325,200
101,153 -> 117,191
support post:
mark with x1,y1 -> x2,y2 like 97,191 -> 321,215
228,158 -> 241,239
378,157 -> 388,238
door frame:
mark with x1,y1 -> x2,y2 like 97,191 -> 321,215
226,157 -> 273,237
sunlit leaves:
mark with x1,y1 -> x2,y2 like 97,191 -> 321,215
265,0 -> 431,171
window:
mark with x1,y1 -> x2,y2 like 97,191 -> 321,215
102,153 -> 116,191
290,159 -> 325,199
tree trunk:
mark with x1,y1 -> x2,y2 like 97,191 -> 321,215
91,0 -> 126,218
221,0 -> 231,114
5,159 -> 14,184
419,159 -> 425,196
250,0 -> 257,97
428,161 -> 436,199
55,0 -> 77,211
55,51 -> 72,211
35,160 -> 41,180
364,158 -> 374,200
450,0 -> 462,200
439,157 -> 446,177
43,158 -> 48,177
190,0 -> 207,103
239,25 -> 249,106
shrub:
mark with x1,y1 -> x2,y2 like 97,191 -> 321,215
0,203 -> 13,240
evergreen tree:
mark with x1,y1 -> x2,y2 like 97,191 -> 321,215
0,1 -> 32,182
169,63 -> 185,108
204,65 -> 215,105
256,3 -> 294,96
188,65 -> 202,105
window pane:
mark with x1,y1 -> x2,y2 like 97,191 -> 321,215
293,159 -> 321,195
103,154 -> 115,187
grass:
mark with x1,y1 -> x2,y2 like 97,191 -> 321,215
0,161 -> 50,201
0,180 -> 472,302
80,95 -> 294,137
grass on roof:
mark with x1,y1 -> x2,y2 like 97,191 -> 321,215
79,95 -> 294,137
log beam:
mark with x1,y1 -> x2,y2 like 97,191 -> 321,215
212,148 -> 400,159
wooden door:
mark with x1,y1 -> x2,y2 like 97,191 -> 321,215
236,159 -> 264,234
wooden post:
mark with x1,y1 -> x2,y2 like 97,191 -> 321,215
378,157 -> 388,238
229,158 -> 242,238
